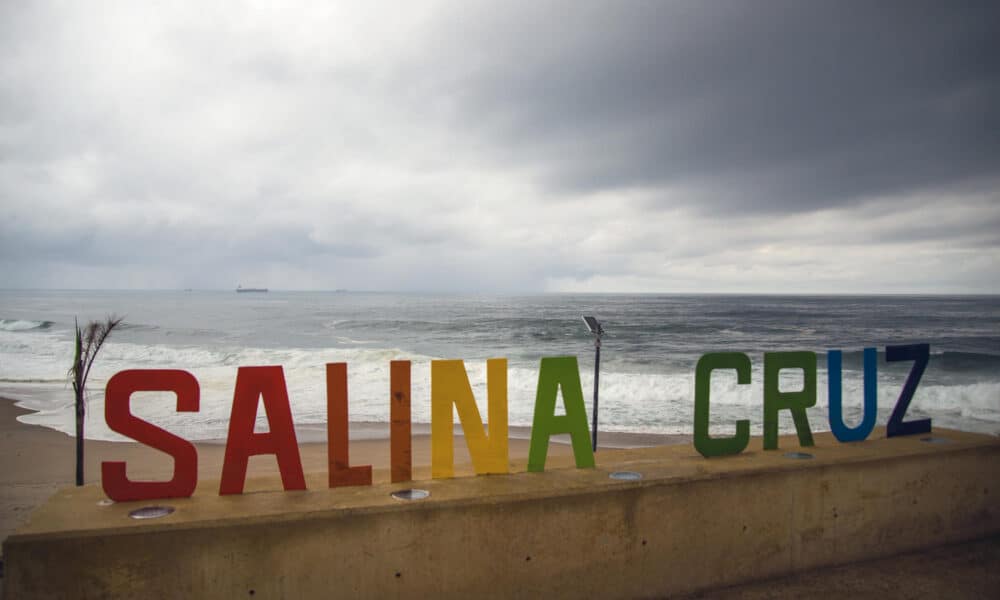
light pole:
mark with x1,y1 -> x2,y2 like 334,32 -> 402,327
582,316 -> 604,451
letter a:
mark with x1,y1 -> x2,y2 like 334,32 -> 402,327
528,356 -> 594,472
220,366 -> 306,495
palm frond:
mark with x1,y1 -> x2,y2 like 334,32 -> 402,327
68,318 -> 83,393
80,315 -> 122,390
71,314 -> 121,486
69,314 -> 123,412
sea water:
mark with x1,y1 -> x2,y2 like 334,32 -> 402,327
0,290 -> 998,442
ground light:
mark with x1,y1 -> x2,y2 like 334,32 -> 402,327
609,471 -> 643,481
582,316 -> 604,451
783,452 -> 814,460
128,506 -> 175,519
391,489 -> 430,500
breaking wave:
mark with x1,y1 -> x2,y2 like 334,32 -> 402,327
0,319 -> 54,332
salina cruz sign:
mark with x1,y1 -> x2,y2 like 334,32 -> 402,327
99,343 -> 932,502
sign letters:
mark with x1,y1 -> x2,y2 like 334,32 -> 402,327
101,344 -> 932,501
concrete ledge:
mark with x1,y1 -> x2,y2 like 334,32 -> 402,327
4,429 -> 999,599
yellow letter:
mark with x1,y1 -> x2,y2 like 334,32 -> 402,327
431,359 -> 509,478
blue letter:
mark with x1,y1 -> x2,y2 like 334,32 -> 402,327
827,348 -> 878,442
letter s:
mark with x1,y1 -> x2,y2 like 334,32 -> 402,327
102,369 -> 199,501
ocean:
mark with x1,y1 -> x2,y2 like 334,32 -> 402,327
1,290 -> 998,443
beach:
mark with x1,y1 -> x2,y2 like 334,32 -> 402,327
3,395 -> 998,598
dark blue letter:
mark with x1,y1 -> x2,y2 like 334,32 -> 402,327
886,343 -> 931,437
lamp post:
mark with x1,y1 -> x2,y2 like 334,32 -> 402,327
582,316 -> 604,451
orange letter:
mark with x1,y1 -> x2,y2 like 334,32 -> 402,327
390,360 -> 412,483
219,366 -> 305,495
327,363 -> 373,487
102,369 -> 199,502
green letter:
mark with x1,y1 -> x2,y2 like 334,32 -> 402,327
763,351 -> 816,450
528,357 -> 595,472
694,352 -> 751,457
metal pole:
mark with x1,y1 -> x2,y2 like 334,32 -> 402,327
592,336 -> 601,452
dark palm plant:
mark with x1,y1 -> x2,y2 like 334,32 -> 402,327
70,315 -> 123,486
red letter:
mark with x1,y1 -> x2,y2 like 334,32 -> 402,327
101,369 -> 199,502
219,366 -> 306,495
390,360 -> 412,483
327,363 -> 373,487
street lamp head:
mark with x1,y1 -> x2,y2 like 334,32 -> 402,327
582,316 -> 604,336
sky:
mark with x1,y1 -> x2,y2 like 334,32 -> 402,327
1,1 -> 998,294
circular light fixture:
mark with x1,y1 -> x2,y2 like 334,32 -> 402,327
128,506 -> 175,520
783,452 -> 814,460
609,471 -> 643,481
391,489 -> 430,501
97,499 -> 115,507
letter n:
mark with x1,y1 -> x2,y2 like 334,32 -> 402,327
431,359 -> 509,478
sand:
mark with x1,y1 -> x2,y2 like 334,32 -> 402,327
2,396 -> 997,598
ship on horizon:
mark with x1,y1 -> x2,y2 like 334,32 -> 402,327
236,285 -> 268,293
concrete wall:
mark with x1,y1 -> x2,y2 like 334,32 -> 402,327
4,429 -> 999,599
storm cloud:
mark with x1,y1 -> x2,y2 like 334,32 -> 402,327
417,2 -> 1000,210
1,1 -> 998,292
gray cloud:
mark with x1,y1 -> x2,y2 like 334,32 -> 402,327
0,1 -> 998,293
420,1 -> 1000,212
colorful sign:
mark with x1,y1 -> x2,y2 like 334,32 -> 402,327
100,344 -> 932,501
101,357 -> 596,501
693,343 -> 931,457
